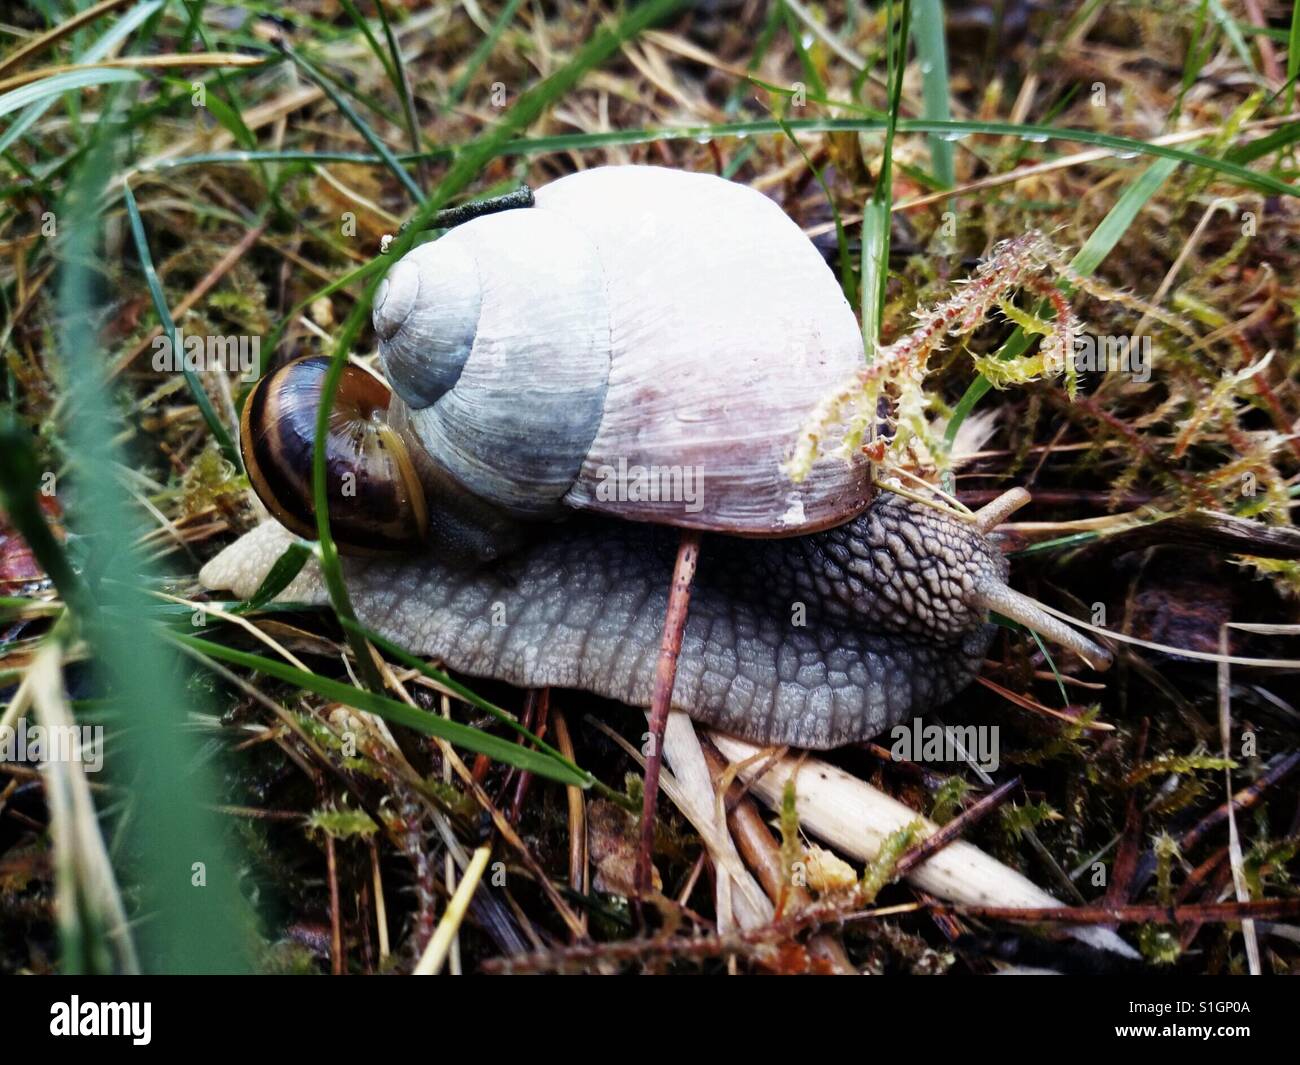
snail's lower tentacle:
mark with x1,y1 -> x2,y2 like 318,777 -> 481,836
972,580 -> 1113,672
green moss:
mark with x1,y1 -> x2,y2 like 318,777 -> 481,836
304,805 -> 378,841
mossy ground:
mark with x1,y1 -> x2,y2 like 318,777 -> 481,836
1,0 -> 1298,974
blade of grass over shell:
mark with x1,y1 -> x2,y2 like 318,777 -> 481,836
305,0 -> 689,694
122,183 -> 240,466
172,632 -> 591,789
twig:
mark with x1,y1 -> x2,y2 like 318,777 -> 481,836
892,776 -> 1020,880
370,841 -> 390,964
923,898 -> 1300,925
700,739 -> 854,971
1132,749 -> 1300,891
635,528 -> 702,897
1101,718 -> 1149,915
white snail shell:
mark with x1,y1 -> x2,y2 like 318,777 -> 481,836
372,165 -> 871,538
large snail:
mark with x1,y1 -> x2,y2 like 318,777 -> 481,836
204,165 -> 1111,750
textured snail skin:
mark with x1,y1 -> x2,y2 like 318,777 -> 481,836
200,493 -> 1008,749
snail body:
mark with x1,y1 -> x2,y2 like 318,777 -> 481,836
215,165 -> 1111,749
205,493 -> 1020,748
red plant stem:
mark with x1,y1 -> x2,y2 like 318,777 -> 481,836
510,688 -> 550,822
1102,717 -> 1148,913
635,528 -> 703,897
326,834 -> 343,975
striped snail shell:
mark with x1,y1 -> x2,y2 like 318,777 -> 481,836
240,356 -> 428,552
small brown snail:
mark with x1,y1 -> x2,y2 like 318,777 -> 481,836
209,165 -> 1110,749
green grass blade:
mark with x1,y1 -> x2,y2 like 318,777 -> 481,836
278,42 -> 426,205
447,0 -> 526,108
172,632 -> 591,788
146,117 -> 1300,198
862,0 -> 910,359
911,0 -> 954,189
1207,0 -> 1261,78
51,136 -> 252,974
121,183 -> 240,465
374,0 -> 424,167
1070,156 -> 1183,276
0,1 -> 162,156
336,0 -> 400,88
0,68 -> 140,119
243,540 -> 314,610
1290,0 -> 1300,110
